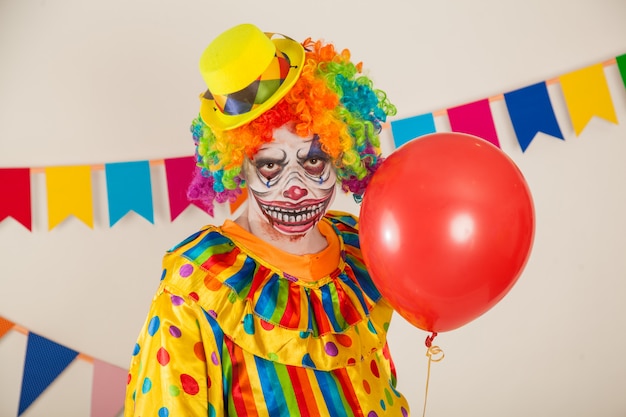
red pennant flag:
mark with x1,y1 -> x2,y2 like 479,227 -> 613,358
0,168 -> 32,230
447,98 -> 501,148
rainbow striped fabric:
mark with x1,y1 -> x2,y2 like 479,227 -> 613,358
125,211 -> 410,416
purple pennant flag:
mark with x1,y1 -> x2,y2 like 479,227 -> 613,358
447,98 -> 500,148
105,161 -> 154,227
18,333 -> 79,416
390,113 -> 436,148
504,82 -> 564,152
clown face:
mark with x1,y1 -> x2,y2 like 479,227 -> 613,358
243,124 -> 337,236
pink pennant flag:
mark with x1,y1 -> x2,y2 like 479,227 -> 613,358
447,98 -> 501,148
90,359 -> 128,417
164,156 -> 209,221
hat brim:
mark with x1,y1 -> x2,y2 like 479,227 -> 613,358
199,38 -> 304,131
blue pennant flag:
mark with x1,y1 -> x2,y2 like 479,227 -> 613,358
390,113 -> 436,149
18,333 -> 79,416
504,82 -> 564,152
105,161 -> 154,226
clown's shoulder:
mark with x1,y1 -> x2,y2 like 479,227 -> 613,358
324,210 -> 360,231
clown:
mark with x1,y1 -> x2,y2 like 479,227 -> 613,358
125,23 -> 410,416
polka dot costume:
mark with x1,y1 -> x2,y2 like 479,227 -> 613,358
124,211 -> 410,416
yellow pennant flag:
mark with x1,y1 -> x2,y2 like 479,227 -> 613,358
45,166 -> 94,230
559,63 -> 618,136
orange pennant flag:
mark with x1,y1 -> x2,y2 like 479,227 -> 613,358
45,166 -> 94,230
230,187 -> 248,214
559,63 -> 618,136
0,316 -> 14,339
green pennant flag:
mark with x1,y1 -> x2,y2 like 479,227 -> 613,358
616,53 -> 626,89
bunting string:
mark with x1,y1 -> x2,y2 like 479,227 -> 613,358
0,54 -> 624,233
0,316 -> 127,417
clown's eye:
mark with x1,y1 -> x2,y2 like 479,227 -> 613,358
256,160 -> 283,180
303,157 -> 327,177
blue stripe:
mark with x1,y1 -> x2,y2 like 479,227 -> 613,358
202,309 -> 229,402
254,356 -> 288,416
338,273 -> 369,312
255,274 -> 280,318
343,257 -> 381,302
224,256 -> 257,294
314,370 -> 348,417
320,285 -> 343,332
182,232 -> 232,260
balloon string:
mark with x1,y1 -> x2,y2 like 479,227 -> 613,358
422,333 -> 444,417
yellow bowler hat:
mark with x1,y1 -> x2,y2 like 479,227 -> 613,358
199,23 -> 305,131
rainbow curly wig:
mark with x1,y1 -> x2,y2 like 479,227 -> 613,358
188,37 -> 396,215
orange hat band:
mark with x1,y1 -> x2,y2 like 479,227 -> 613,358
203,50 -> 292,117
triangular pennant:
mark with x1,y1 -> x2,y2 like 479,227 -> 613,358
164,156 -> 209,221
18,332 -> 79,415
230,187 -> 248,214
90,359 -> 128,417
559,63 -> 618,135
45,165 -> 94,230
0,316 -> 14,339
447,98 -> 500,148
105,161 -> 154,227
390,113 -> 436,148
0,168 -> 32,231
616,53 -> 626,89
504,82 -> 564,152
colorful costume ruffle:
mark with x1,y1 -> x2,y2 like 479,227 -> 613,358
125,211 -> 409,416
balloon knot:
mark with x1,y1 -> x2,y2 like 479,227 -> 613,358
425,332 -> 438,348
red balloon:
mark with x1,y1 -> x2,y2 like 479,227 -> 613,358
360,132 -> 535,333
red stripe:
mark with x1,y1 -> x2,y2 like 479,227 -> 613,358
247,265 -> 272,301
287,366 -> 319,417
202,247 -> 240,271
226,339 -> 258,417
279,284 -> 301,328
308,290 -> 331,335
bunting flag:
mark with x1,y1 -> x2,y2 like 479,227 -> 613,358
504,82 -> 564,152
447,98 -> 501,148
0,54 -> 624,233
0,316 -> 14,339
18,332 -> 79,416
90,359 -> 127,417
2,318 -> 128,417
164,156 -> 203,221
0,168 -> 32,231
105,161 -> 154,227
559,63 -> 618,135
45,166 -> 94,230
390,113 -> 436,148
230,187 -> 248,214
616,53 -> 626,88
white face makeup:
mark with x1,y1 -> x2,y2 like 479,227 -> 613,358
243,125 -> 337,236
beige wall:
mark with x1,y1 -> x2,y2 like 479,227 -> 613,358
1,0 -> 625,415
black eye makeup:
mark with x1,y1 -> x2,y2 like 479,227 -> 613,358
297,136 -> 331,183
252,150 -> 287,187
